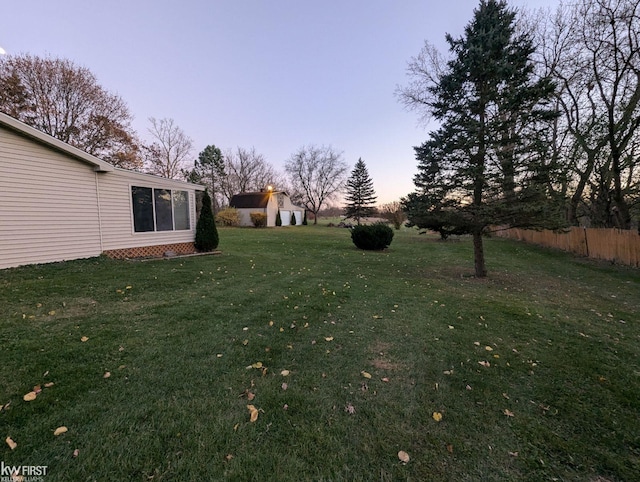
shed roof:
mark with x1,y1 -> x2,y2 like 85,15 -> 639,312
229,192 -> 272,208
0,112 -> 115,172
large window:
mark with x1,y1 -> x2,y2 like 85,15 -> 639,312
132,186 -> 190,233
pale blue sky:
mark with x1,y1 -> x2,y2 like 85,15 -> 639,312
2,0 -> 558,203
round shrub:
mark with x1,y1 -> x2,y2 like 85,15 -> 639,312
350,223 -> 394,250
216,207 -> 240,227
250,212 -> 267,228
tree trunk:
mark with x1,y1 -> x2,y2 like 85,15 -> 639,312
473,230 -> 487,278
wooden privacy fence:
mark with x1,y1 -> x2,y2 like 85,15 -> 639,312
494,226 -> 640,268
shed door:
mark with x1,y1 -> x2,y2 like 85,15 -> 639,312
280,210 -> 291,225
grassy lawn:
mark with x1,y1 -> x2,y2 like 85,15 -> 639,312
1,226 -> 639,481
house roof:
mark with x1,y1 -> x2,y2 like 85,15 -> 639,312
229,192 -> 272,208
0,112 -> 115,172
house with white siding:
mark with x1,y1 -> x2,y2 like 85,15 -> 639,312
0,112 -> 204,270
230,190 -> 305,227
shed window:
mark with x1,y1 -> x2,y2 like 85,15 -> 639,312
132,186 -> 190,233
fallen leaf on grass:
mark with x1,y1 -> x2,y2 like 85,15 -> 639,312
44,382 -> 55,388
280,370 -> 290,376
33,385 -> 42,394
503,409 -> 515,418
446,443 -> 454,454
398,450 -> 410,463
73,448 -> 80,457
80,336 -> 89,342
509,451 -> 519,457
247,405 -> 259,422
54,426 -> 68,436
485,346 -> 493,351
246,391 -> 256,401
361,371 -> 372,379
432,412 -> 443,422
225,454 -> 234,462
325,336 -> 334,342
345,403 -> 356,414
23,391 -> 37,402
381,377 -> 390,383
281,383 -> 288,391
6,436 -> 17,450
103,372 -> 111,379
478,361 -> 491,367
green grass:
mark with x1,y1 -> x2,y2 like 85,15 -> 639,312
1,226 -> 639,481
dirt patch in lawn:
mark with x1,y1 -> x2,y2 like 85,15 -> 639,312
370,341 -> 403,371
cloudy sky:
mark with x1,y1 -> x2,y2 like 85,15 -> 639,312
2,0 -> 558,203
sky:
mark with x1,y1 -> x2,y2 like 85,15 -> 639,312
1,0 -> 559,204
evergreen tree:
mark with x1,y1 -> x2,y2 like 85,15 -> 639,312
402,0 -> 560,277
290,211 -> 297,225
276,210 -> 282,226
195,189 -> 219,251
184,145 -> 225,214
344,158 -> 377,225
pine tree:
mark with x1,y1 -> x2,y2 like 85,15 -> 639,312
402,0 -> 560,277
276,210 -> 282,226
195,189 -> 219,251
344,158 -> 377,225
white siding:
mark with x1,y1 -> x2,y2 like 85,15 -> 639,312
98,169 -> 200,250
0,127 -> 102,269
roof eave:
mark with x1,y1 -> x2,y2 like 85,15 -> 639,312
0,112 -> 115,172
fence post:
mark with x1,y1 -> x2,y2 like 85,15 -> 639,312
583,227 -> 590,258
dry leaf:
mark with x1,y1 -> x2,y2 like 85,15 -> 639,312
361,371 -> 372,379
281,382 -> 288,390
446,443 -> 454,454
485,346 -> 493,351
345,403 -> 356,414
280,370 -> 290,376
432,412 -> 443,422
247,404 -> 259,422
54,426 -> 68,436
325,336 -> 334,342
478,361 -> 491,367
73,448 -> 80,457
246,391 -> 255,401
6,436 -> 17,450
251,362 -> 263,369
242,339 -> 249,346
80,336 -> 89,342
33,385 -> 42,394
398,450 -> 410,463
23,391 -> 37,402
508,451 -> 519,457
48,310 -> 56,316
44,382 -> 55,388
503,409 -> 515,418
225,454 -> 234,462
103,372 -> 111,379
381,377 -> 390,383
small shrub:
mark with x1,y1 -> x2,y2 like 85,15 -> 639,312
276,210 -> 282,227
350,223 -> 394,250
302,211 -> 308,225
250,212 -> 267,228
216,208 -> 240,227
195,190 -> 219,251
290,211 -> 297,225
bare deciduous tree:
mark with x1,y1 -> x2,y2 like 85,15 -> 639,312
0,54 -> 141,169
220,147 -> 283,202
285,145 -> 348,224
144,117 -> 193,179
539,0 -> 640,228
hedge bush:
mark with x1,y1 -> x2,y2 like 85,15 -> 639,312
250,212 -> 267,228
216,208 -> 240,227
350,223 -> 394,251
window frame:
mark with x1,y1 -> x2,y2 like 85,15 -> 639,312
130,185 -> 191,234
